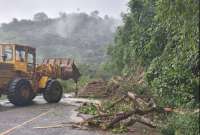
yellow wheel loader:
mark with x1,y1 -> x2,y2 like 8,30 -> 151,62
0,44 -> 80,106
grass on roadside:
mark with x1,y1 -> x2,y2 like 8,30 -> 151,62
59,75 -> 92,93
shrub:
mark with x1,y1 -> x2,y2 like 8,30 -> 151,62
59,75 -> 91,93
161,113 -> 199,135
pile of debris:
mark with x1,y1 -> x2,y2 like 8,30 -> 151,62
77,78 -> 121,98
74,91 -> 172,132
78,68 -> 146,98
77,80 -> 108,98
75,69 -> 165,132
33,71 -> 199,133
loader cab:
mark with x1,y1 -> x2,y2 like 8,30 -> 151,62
0,45 -> 13,62
0,44 -> 36,73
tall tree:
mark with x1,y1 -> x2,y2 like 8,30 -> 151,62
107,0 -> 199,106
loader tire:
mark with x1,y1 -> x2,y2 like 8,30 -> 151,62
7,78 -> 33,106
43,80 -> 63,103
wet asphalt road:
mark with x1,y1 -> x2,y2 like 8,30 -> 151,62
0,95 -> 112,135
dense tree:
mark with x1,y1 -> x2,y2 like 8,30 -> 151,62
0,11 -> 119,64
107,0 -> 199,106
33,12 -> 49,21
146,0 -> 199,107
107,0 -> 199,133
107,0 -> 162,75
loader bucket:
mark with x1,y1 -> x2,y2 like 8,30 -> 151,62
42,58 -> 81,82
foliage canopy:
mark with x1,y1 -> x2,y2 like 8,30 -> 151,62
107,0 -> 199,134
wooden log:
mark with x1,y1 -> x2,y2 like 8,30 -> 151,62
127,92 -> 140,108
134,116 -> 156,128
106,110 -> 138,129
106,107 -> 164,129
124,118 -> 137,127
105,95 -> 127,110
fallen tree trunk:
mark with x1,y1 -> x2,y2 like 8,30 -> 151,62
106,108 -> 158,129
75,91 -> 177,131
105,95 -> 127,110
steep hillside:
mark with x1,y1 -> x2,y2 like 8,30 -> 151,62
0,11 -> 120,64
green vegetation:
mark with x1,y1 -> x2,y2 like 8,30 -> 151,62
0,11 -> 119,64
79,103 -> 98,115
0,1 -> 198,134
111,124 -> 128,134
106,0 -> 199,134
0,95 -> 6,100
78,99 -> 134,134
60,76 -> 91,93
161,113 -> 199,135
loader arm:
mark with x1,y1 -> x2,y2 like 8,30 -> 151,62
35,58 -> 81,89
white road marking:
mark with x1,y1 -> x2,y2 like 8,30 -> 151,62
0,109 -> 52,135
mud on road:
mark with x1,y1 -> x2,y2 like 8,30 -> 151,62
0,95 -> 112,135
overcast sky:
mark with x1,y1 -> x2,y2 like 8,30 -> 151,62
0,0 -> 129,23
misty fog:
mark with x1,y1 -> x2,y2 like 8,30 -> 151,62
0,11 -> 121,64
